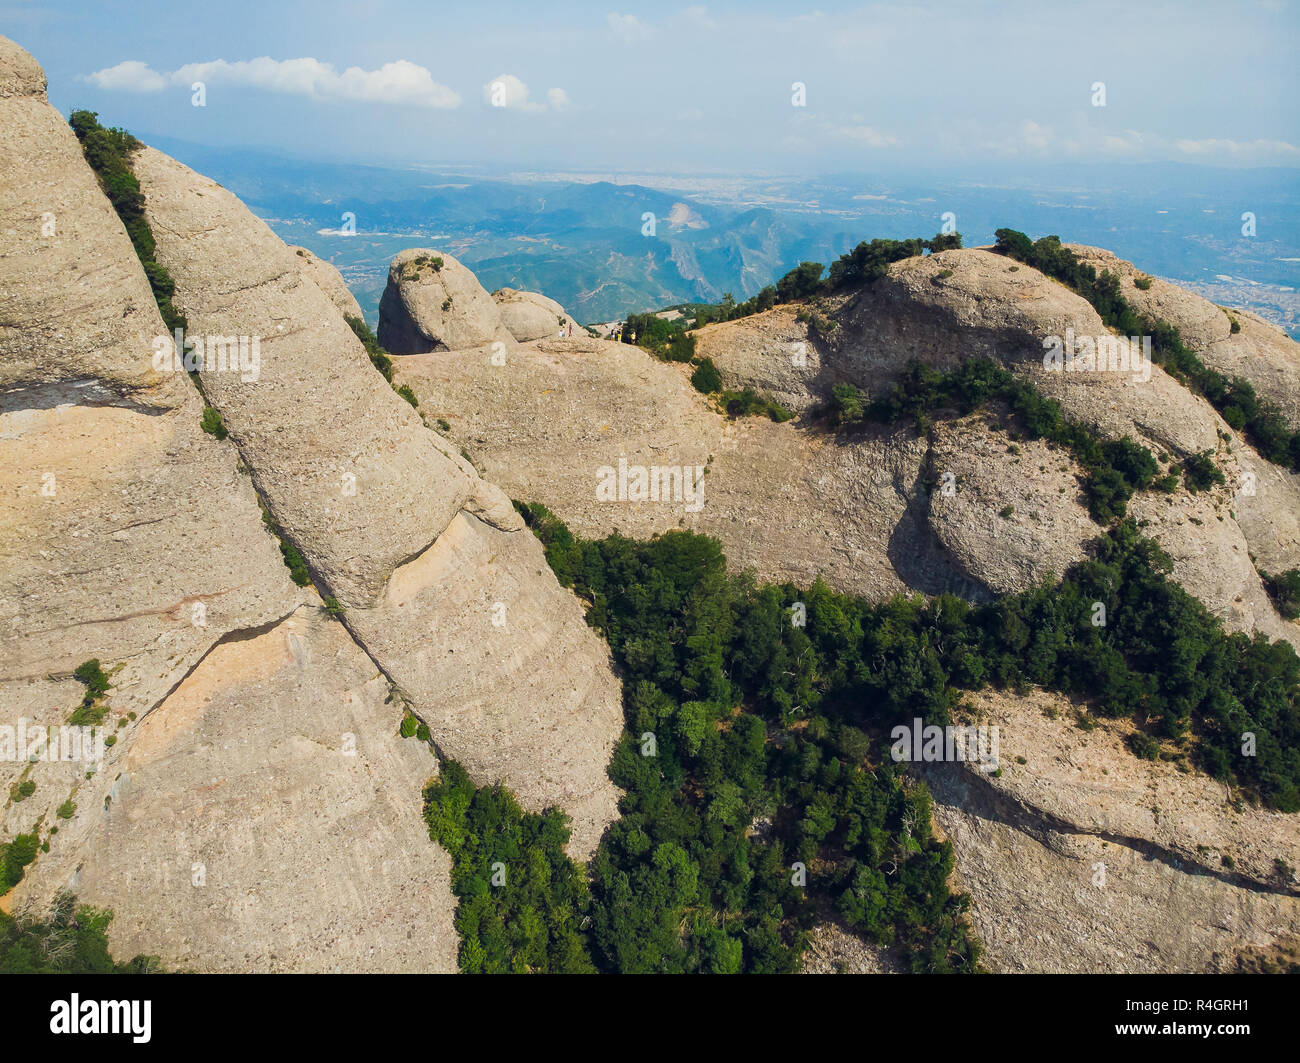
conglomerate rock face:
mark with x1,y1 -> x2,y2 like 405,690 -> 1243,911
493,287 -> 574,342
923,689 -> 1300,973
1066,243 -> 1300,431
289,245 -> 364,320
387,244 -> 1300,973
131,146 -> 623,858
0,35 -> 460,971
377,247 -> 516,354
4,28 -> 1298,975
396,247 -> 1299,650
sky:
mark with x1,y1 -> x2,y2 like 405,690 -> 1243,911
3,0 -> 1298,175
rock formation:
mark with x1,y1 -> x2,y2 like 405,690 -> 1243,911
493,287 -> 573,342
290,245 -> 364,320
130,148 -> 622,858
0,35 -> 458,971
394,248 -> 1300,648
0,36 -> 624,977
3,28 -> 1297,975
377,248 -> 515,353
923,689 -> 1300,972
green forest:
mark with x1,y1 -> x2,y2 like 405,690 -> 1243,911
421,504 -> 1299,973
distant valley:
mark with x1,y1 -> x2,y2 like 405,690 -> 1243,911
148,138 -> 1300,335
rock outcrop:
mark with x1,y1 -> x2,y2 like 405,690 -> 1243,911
132,148 -> 623,857
377,248 -> 515,354
393,334 -> 939,601
1066,243 -> 1300,430
290,245 -> 364,320
924,689 -> 1300,972
0,35 -> 458,971
493,287 -> 572,342
395,248 -> 1300,646
689,247 -> 1300,644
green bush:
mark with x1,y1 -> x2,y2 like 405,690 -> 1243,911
68,111 -> 186,334
0,893 -> 162,972
720,388 -> 792,422
74,659 -> 110,700
1126,732 -> 1161,760
829,382 -> 865,425
1262,569 -> 1300,620
346,315 -> 394,382
690,358 -> 722,394
200,406 -> 227,439
1183,451 -> 1225,493
279,540 -> 311,586
0,832 -> 39,894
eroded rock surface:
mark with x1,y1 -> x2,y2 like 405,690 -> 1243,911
378,248 -> 515,354
134,149 -> 623,856
494,287 -> 573,342
0,35 -> 458,971
290,245 -> 364,320
925,689 -> 1300,972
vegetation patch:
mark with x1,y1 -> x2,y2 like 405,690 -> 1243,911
0,892 -> 162,972
994,228 -> 1300,471
689,357 -> 723,394
719,387 -> 793,422
1261,569 -> 1300,620
828,358 -> 1163,524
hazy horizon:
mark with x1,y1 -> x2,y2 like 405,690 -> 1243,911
5,0 -> 1298,175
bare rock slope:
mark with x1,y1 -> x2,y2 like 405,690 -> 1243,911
925,689 -> 1300,972
0,35 -> 458,971
289,245 -> 364,320
397,249 -> 1299,648
133,147 -> 623,857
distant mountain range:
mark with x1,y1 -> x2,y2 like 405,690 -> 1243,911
148,137 -> 1300,335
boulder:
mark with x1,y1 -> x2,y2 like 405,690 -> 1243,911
377,248 -> 514,353
493,287 -> 572,342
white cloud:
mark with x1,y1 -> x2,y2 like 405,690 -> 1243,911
482,75 -> 569,112
1098,129 -> 1146,156
1176,137 -> 1300,158
1019,120 -> 1052,151
82,60 -> 167,93
679,6 -> 717,30
83,56 -> 461,108
834,124 -> 900,148
607,13 -> 653,42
